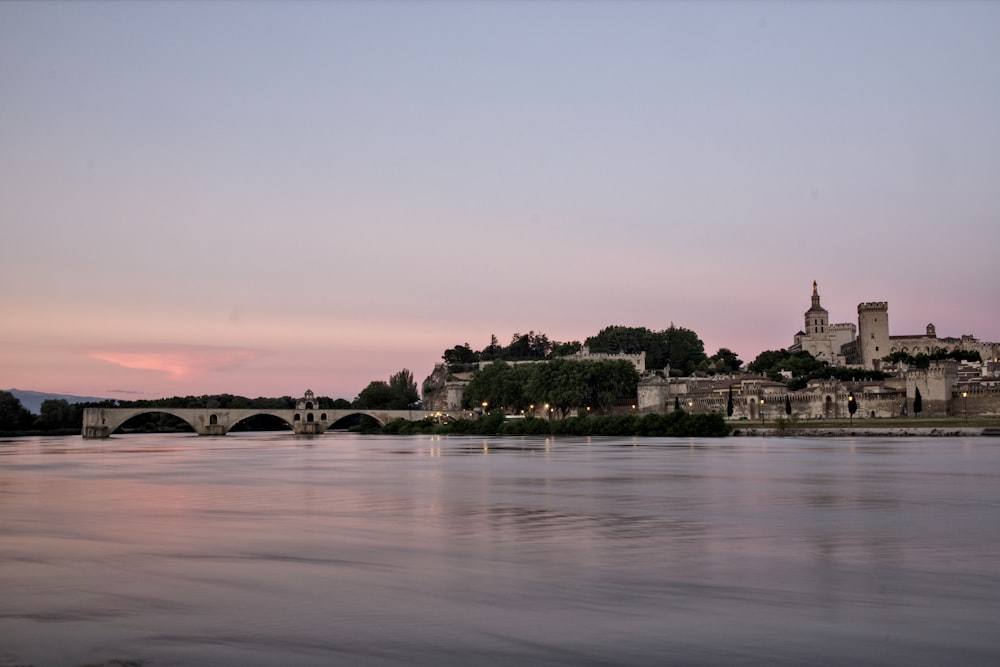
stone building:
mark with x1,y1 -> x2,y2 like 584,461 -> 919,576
790,283 -> 999,370
789,282 -> 855,365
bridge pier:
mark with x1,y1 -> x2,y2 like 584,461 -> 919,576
83,424 -> 111,439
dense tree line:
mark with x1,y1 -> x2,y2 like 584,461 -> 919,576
747,349 -> 887,390
584,324 -> 708,375
0,391 -> 35,432
462,359 -> 640,417
442,332 -> 581,371
441,324 -> 715,377
882,349 -> 981,368
353,369 -> 420,409
377,409 -> 729,438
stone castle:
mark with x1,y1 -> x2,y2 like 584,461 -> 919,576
790,281 -> 999,370
424,283 -> 1000,419
639,283 -> 999,419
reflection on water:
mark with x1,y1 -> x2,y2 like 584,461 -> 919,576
2,433 -> 999,666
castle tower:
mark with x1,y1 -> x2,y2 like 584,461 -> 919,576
804,281 -> 829,335
857,302 -> 890,370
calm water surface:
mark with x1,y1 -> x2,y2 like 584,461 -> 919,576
2,433 -> 999,666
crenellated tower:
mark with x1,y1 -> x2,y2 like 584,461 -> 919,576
857,302 -> 890,369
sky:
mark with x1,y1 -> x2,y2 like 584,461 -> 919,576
2,1 -> 999,403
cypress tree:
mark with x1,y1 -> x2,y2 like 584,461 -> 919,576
727,385 -> 734,417
913,387 -> 922,416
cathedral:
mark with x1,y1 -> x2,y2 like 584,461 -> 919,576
789,282 -> 999,370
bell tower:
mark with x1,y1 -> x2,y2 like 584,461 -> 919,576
804,281 -> 829,335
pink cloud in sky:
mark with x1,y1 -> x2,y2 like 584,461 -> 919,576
85,344 -> 269,381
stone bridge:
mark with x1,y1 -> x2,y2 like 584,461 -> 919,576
81,390 -> 465,438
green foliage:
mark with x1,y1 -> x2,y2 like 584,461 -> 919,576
913,387 -> 923,415
0,390 -> 33,431
442,342 -> 479,370
389,369 -> 420,406
709,347 -> 743,374
463,361 -> 533,411
371,411 -> 729,437
354,369 -> 419,409
551,340 -> 583,357
503,331 -> 553,360
747,349 -> 825,381
445,331 -> 578,367
35,399 -> 78,430
443,324 -> 707,375
585,324 -> 707,374
464,359 -> 639,416
788,366 -> 888,391
883,348 -> 981,368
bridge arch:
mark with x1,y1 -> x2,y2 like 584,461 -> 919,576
103,408 -> 199,435
83,404 -> 461,438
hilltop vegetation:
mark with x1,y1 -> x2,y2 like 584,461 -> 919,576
441,324 -> 717,376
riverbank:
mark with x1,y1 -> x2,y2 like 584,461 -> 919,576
730,419 -> 999,438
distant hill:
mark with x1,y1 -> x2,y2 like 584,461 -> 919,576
5,388 -> 110,415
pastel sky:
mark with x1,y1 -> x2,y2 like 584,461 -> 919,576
2,1 -> 998,402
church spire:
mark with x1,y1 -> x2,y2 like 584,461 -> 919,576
805,281 -> 828,333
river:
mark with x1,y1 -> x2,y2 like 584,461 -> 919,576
2,432 -> 999,666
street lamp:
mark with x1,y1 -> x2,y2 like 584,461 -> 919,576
848,392 -> 856,424
759,398 -> 765,425
962,391 -> 968,423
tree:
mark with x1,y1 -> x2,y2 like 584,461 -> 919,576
521,359 -> 638,418
442,343 -> 478,369
353,381 -> 395,409
785,395 -> 792,417
585,324 -> 707,375
0,391 -> 33,431
674,396 -> 681,411
36,399 -> 76,430
727,385 -> 734,417
354,369 -> 420,409
505,331 -> 552,360
464,361 -> 530,412
480,335 -> 502,362
847,392 -> 857,422
389,369 -> 420,407
551,340 -> 583,357
747,349 -> 827,385
710,348 -> 743,374
913,387 -> 922,416
663,325 -> 708,375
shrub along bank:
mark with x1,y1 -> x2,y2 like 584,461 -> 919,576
369,410 -> 730,438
